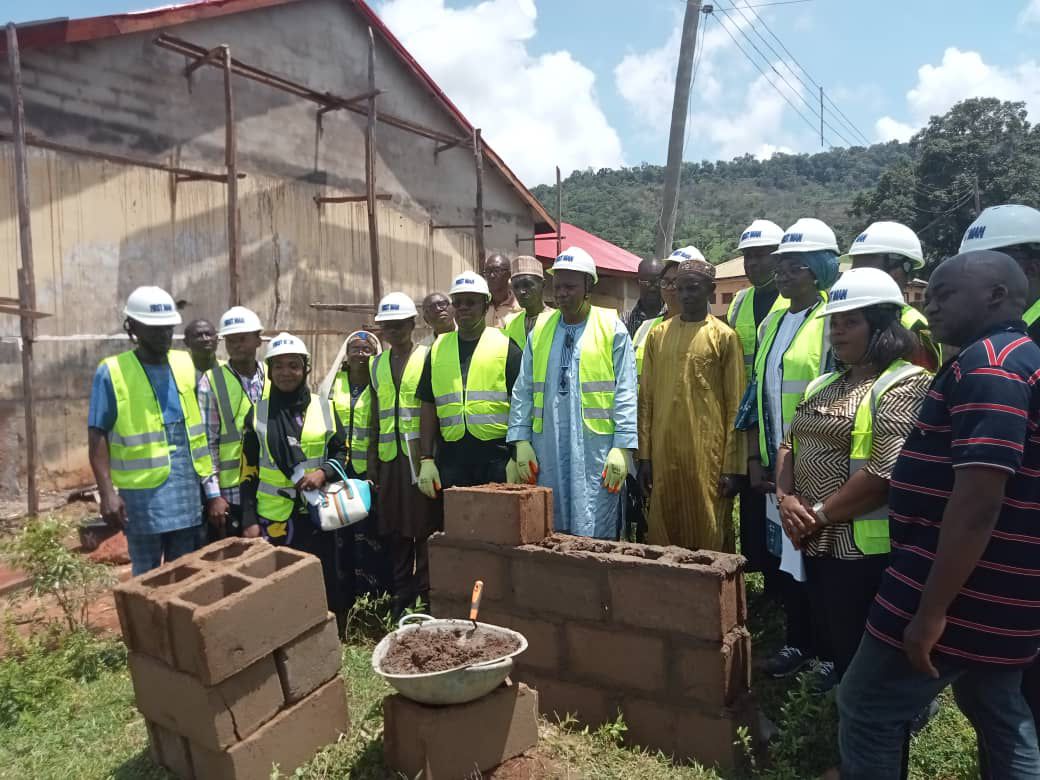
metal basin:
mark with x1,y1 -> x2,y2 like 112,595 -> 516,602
372,614 -> 528,705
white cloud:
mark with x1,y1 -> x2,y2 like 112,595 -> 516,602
1019,0 -> 1040,27
875,47 -> 1040,141
376,0 -> 623,185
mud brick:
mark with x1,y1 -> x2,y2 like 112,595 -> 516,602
479,607 -> 563,674
274,613 -> 342,703
565,624 -> 665,693
129,652 -> 284,751
674,627 -> 752,707
187,536 -> 269,568
383,682 -> 538,779
146,720 -> 195,780
190,676 -> 350,779
167,547 -> 327,685
519,670 -> 615,728
443,485 -> 553,546
607,561 -> 742,641
428,594 -> 468,620
428,536 -> 511,603
511,548 -> 608,622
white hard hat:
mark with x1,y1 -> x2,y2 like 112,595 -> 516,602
374,292 -> 418,322
217,305 -> 263,336
738,219 -> 785,251
959,204 -> 1040,253
824,268 -> 905,316
775,218 -> 839,254
547,246 -> 598,283
847,221 -> 924,270
264,331 -> 309,361
448,270 -> 492,300
124,286 -> 182,326
667,246 -> 707,264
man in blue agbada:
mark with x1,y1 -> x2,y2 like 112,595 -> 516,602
508,247 -> 638,539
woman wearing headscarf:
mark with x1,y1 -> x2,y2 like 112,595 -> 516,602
776,268 -> 930,689
241,332 -> 353,639
738,217 -> 841,681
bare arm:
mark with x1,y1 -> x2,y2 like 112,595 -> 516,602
819,470 -> 889,525
88,427 -> 126,529
420,401 -> 439,460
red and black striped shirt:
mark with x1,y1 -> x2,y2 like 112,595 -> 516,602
868,323 -> 1040,667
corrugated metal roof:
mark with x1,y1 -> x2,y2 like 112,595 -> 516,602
714,256 -> 745,279
534,222 -> 641,278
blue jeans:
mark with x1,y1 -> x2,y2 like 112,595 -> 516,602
839,632 -> 1040,780
126,525 -> 205,576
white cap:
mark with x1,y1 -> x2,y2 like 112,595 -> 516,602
824,268 -> 905,316
547,246 -> 598,283
738,220 -> 785,251
264,331 -> 309,361
847,221 -> 924,270
124,286 -> 182,326
217,306 -> 263,336
775,218 -> 839,254
374,292 -> 418,322
667,246 -> 707,264
959,204 -> 1040,253
449,270 -> 492,299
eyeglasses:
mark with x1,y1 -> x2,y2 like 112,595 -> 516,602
484,267 -> 510,278
559,332 -> 575,395
774,265 -> 811,279
637,279 -> 660,289
660,279 -> 678,290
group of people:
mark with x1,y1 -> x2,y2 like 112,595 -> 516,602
86,202 -> 1040,778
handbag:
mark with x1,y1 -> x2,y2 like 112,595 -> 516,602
308,460 -> 372,532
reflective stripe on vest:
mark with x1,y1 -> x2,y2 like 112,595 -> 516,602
753,297 -> 830,468
799,360 -> 924,555
430,328 -> 511,441
330,372 -> 372,476
900,305 -> 941,368
206,364 -> 259,489
531,306 -> 618,435
104,350 -> 212,489
728,286 -> 788,381
255,391 -> 334,523
633,315 -> 663,377
371,345 -> 428,462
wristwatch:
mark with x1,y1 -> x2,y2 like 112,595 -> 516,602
812,501 -> 829,526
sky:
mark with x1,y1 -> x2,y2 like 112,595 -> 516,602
11,0 -> 1040,186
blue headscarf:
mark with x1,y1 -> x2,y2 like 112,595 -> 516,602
800,250 -> 841,291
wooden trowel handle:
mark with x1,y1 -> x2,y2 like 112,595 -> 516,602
469,580 -> 484,623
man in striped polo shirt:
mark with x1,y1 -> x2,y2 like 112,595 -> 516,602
838,250 -> 1040,780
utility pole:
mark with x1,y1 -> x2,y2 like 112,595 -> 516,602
974,173 -> 982,215
654,0 -> 702,260
820,87 -> 824,149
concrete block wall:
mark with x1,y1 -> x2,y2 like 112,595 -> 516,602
114,538 -> 349,779
429,485 -> 754,773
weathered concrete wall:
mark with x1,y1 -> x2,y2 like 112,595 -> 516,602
0,0 -> 540,492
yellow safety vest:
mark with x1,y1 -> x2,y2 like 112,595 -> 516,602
753,297 -> 830,468
1023,299 -> 1040,328
633,315 -> 663,377
103,350 -> 212,490
254,390 -> 334,527
504,311 -> 527,348
372,345 -> 428,462
430,328 -> 511,441
900,305 -> 941,368
531,306 -> 618,435
205,364 -> 264,490
728,287 -> 789,381
798,360 -> 924,555
330,372 -> 372,476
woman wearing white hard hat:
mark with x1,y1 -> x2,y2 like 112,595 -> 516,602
88,286 -> 212,575
368,293 -> 437,618
774,268 -> 931,690
736,217 -> 840,680
240,331 -> 355,638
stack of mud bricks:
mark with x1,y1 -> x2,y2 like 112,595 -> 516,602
113,537 -> 349,779
429,484 -> 754,773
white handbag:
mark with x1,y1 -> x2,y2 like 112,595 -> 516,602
310,460 -> 372,531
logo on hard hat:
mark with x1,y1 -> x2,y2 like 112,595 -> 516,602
455,276 -> 475,285
225,316 -> 245,325
272,338 -> 290,347
741,230 -> 762,241
558,254 -> 575,262
149,303 -> 173,312
781,233 -> 804,244
381,303 -> 401,312
673,250 -> 695,260
854,233 -> 868,243
830,288 -> 848,301
965,225 -> 987,241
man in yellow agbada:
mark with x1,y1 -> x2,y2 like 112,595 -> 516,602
637,254 -> 747,552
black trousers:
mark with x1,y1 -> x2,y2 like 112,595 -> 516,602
805,553 -> 889,677
740,487 -> 781,597
779,568 -> 815,655
389,532 -> 429,618
437,450 -> 510,488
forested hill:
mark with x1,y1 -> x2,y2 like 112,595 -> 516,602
531,142 -> 911,263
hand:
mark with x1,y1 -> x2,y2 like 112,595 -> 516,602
903,611 -> 946,678
637,460 -> 653,496
242,524 -> 261,539
296,470 -> 327,491
748,460 -> 776,494
505,459 -> 520,484
99,489 -> 127,531
602,448 -> 628,494
718,474 -> 741,499
779,494 -> 819,547
516,441 -> 539,484
206,496 -> 230,529
418,459 -> 441,499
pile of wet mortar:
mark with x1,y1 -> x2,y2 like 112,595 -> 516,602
381,625 -> 521,675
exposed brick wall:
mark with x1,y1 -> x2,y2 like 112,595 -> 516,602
429,485 -> 755,773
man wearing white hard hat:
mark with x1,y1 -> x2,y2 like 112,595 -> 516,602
87,286 -> 212,575
846,221 -> 939,369
508,247 -> 638,539
736,217 -> 840,679
196,306 -> 266,540
631,248 -> 689,377
417,270 -> 523,496
368,292 -> 437,617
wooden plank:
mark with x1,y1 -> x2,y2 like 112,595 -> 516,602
473,128 -> 486,270
365,27 -> 382,304
223,45 -> 240,307
0,305 -> 51,319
